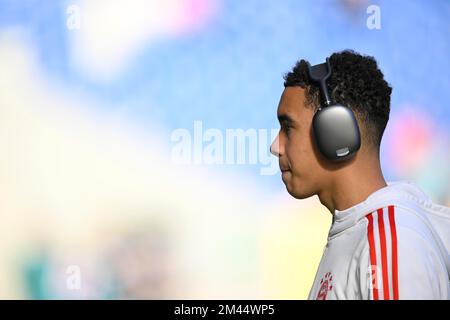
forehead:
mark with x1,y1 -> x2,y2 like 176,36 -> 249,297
277,87 -> 310,121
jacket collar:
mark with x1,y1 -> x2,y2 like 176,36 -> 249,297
328,181 -> 427,239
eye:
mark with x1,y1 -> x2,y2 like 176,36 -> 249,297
281,123 -> 292,135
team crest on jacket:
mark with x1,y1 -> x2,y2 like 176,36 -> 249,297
316,272 -> 333,300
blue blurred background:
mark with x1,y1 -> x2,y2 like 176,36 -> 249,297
0,0 -> 449,299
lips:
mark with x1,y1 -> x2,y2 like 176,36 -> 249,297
279,161 -> 290,172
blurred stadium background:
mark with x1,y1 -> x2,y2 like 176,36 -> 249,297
0,0 -> 449,299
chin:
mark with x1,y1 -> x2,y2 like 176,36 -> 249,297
285,181 -> 316,200
287,189 -> 311,199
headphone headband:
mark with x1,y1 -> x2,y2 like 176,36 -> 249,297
306,58 -> 332,107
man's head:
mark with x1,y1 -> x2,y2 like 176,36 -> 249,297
270,50 -> 392,199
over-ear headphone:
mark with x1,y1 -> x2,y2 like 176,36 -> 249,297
307,58 -> 361,161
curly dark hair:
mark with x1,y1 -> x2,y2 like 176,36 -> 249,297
284,50 -> 392,150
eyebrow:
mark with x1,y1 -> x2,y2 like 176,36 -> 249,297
277,113 -> 295,125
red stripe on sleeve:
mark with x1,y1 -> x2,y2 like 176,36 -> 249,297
366,213 -> 379,300
388,205 -> 399,300
377,208 -> 390,300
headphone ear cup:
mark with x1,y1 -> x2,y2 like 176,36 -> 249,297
312,105 -> 361,161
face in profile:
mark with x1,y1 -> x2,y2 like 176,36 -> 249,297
271,87 -> 329,199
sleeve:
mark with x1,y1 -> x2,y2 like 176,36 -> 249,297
358,206 -> 450,300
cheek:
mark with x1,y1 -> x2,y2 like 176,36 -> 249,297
285,134 -> 314,170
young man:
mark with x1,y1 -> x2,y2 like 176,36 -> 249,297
270,50 -> 450,300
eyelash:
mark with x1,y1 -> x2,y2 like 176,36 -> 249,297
281,123 -> 291,135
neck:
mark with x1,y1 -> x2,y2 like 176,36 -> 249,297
318,152 -> 387,214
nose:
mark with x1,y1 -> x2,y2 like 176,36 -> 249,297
270,134 -> 281,157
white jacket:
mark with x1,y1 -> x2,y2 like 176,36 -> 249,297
308,181 -> 450,300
